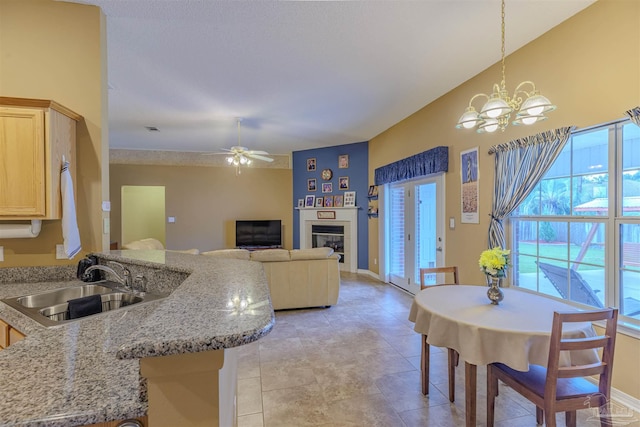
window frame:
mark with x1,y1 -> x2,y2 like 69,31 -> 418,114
509,118 -> 640,334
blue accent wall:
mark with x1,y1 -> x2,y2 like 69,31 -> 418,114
292,141 -> 369,270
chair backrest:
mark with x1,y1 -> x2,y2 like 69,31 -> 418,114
419,266 -> 459,290
546,308 -> 618,399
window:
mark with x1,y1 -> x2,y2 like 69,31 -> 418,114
510,120 -> 640,326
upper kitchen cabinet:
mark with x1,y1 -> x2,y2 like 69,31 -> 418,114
0,97 -> 82,219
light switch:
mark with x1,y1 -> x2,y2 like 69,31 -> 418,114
167,216 -> 176,223
56,244 -> 66,260
102,201 -> 111,212
449,217 -> 455,229
103,218 -> 110,234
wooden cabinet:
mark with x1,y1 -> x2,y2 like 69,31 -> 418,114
0,318 -> 25,349
0,97 -> 81,219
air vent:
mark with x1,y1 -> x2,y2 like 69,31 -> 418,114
145,126 -> 160,132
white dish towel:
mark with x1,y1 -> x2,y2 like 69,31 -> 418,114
61,156 -> 82,259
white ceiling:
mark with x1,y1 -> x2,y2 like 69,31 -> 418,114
73,0 -> 595,156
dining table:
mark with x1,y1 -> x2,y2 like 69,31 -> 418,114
408,285 -> 597,427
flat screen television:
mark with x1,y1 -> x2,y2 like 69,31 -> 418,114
235,220 -> 282,249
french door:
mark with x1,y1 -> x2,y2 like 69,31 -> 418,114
386,174 -> 444,294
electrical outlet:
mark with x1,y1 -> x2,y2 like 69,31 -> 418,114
56,244 -> 67,260
374,258 -> 377,265
0,246 -> 4,262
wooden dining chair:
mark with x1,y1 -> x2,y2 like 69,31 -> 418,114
487,308 -> 618,427
419,266 -> 459,402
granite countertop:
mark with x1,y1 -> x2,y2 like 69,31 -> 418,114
0,251 -> 275,427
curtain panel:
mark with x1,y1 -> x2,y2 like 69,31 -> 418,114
487,126 -> 575,250
374,146 -> 448,185
625,106 -> 640,126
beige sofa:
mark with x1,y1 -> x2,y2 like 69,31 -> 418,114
202,247 -> 340,310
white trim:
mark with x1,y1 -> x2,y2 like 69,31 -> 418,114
357,269 -> 380,280
585,377 -> 640,413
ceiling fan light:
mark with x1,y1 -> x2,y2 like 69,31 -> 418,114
480,94 -> 511,119
456,107 -> 482,129
520,94 -> 556,116
226,156 -> 233,164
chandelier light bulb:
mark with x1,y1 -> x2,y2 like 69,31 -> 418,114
479,118 -> 500,133
521,94 -> 556,116
480,94 -> 511,119
522,116 -> 539,125
456,107 -> 482,129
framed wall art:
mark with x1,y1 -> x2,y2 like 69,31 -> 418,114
307,158 -> 316,171
307,178 -> 316,192
338,176 -> 349,190
317,211 -> 336,219
297,199 -> 304,208
338,154 -> 349,169
460,147 -> 479,224
334,195 -> 344,207
343,191 -> 356,207
315,197 -> 324,207
322,182 -> 333,193
305,195 -> 315,207
324,195 -> 334,207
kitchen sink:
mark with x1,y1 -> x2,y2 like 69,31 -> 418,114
1,281 -> 167,327
15,284 -> 116,308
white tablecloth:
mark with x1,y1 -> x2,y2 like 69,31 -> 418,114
409,285 -> 597,371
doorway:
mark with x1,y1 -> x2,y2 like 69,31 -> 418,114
121,185 -> 166,247
385,174 -> 444,294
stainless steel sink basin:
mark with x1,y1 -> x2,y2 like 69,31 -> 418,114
39,292 -> 144,322
1,281 -> 167,327
16,284 -> 116,308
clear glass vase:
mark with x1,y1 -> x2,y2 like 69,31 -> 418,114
486,275 -> 504,305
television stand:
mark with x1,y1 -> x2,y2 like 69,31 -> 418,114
237,246 -> 283,251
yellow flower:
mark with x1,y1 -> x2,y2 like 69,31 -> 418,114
479,247 -> 510,277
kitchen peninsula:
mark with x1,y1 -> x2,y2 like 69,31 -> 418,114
0,251 -> 275,427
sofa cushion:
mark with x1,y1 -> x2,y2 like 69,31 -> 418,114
250,249 -> 291,262
290,247 -> 334,260
168,248 -> 200,255
122,238 -> 165,250
201,249 -> 250,260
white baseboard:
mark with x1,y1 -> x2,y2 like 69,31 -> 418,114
585,377 -> 640,413
356,269 -> 380,280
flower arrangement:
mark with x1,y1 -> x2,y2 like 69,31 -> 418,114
479,247 -> 510,278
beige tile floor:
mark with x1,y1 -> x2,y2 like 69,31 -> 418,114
236,272 -> 640,427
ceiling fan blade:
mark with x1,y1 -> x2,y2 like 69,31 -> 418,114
247,150 -> 269,155
248,153 -> 274,162
201,151 -> 231,156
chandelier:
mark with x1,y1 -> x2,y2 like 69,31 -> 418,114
456,0 -> 556,133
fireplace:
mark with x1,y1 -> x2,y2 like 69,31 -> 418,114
312,225 -> 345,264
299,208 -> 358,272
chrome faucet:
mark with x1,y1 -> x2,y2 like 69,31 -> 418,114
83,262 -> 132,291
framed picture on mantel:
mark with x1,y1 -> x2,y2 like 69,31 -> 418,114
343,191 -> 356,207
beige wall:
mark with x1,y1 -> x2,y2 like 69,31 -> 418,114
369,0 -> 639,399
0,0 -> 107,266
110,164 -> 293,252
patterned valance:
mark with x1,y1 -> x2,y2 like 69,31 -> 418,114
374,146 -> 448,185
625,106 -> 640,126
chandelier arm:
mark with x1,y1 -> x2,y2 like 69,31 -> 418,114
513,81 -> 537,98
468,93 -> 490,108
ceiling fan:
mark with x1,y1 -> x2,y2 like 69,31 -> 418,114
203,118 -> 274,174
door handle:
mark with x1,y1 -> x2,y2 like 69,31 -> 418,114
436,246 -> 443,252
